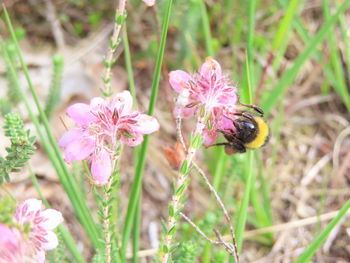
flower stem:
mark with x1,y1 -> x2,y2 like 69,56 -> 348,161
159,113 -> 207,263
103,178 -> 113,263
102,0 -> 127,97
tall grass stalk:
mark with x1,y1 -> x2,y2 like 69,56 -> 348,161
120,0 -> 173,261
199,0 -> 214,57
235,56 -> 254,252
122,22 -> 141,263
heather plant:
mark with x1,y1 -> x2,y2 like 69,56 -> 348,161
1,0 -> 350,262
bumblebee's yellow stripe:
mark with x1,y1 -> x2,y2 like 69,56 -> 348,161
245,117 -> 269,149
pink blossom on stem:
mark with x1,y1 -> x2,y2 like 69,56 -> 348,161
59,90 -> 159,185
169,57 -> 238,146
14,199 -> 63,263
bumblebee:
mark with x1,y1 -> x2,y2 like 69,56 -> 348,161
214,102 -> 269,155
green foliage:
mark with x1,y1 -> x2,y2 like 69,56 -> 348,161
45,54 -> 64,119
5,43 -> 21,106
0,112 -> 36,184
94,169 -> 120,263
0,98 -> 11,116
47,231 -> 69,263
88,12 -> 102,27
0,195 -> 16,225
173,241 -> 198,263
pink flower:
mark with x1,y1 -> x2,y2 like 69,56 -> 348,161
143,0 -> 155,6
14,199 -> 63,263
169,57 -> 238,146
59,90 -> 159,185
0,223 -> 34,263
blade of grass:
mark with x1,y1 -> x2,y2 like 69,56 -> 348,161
199,0 -> 214,57
132,200 -> 142,263
246,0 -> 256,89
277,0 -> 336,94
122,21 -> 142,263
2,7 -> 100,248
295,199 -> 350,263
271,0 -> 304,71
261,0 -> 350,115
123,25 -> 137,104
272,0 -> 301,52
213,149 -> 228,190
338,4 -> 350,81
235,55 -> 254,252
120,0 -> 173,260
321,0 -> 350,112
30,167 -> 85,263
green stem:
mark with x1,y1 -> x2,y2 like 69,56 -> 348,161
235,55 -> 254,252
123,25 -> 137,105
199,0 -> 214,57
120,0 -> 173,261
159,113 -> 208,263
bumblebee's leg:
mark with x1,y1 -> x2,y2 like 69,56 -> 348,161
230,140 -> 246,153
217,128 -> 238,141
231,111 -> 255,121
209,142 -> 231,147
239,102 -> 264,116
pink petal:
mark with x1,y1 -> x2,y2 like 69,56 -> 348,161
67,103 -> 96,126
134,115 -> 159,134
120,133 -> 144,147
58,129 -> 82,148
40,231 -> 58,251
202,128 -> 219,147
21,199 -> 42,214
63,136 -> 95,162
91,149 -> 112,186
200,57 -> 222,80
218,115 -> 236,131
143,0 -> 155,6
0,224 -> 18,245
90,97 -> 105,108
14,199 -> 42,224
112,90 -> 133,115
40,209 -> 63,230
169,70 -> 192,93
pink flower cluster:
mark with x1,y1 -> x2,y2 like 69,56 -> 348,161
169,57 -> 238,146
59,90 -> 159,185
0,199 -> 63,263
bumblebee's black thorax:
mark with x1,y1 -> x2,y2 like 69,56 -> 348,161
235,118 -> 258,144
